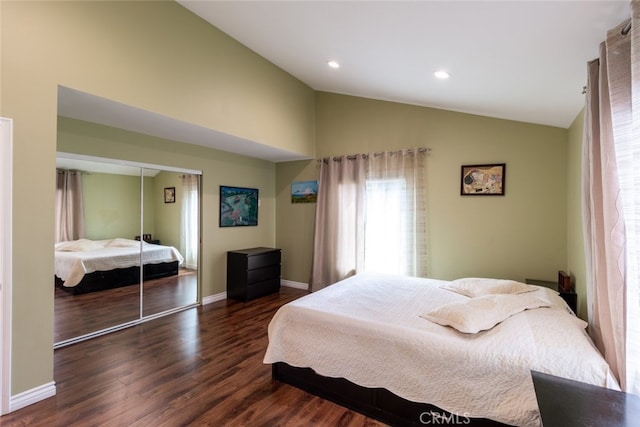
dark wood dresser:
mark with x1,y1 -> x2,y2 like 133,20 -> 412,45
227,247 -> 281,302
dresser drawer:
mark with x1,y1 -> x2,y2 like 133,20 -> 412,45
246,278 -> 280,300
247,251 -> 281,270
247,264 -> 280,284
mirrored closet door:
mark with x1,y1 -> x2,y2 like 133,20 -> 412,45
54,155 -> 200,347
141,167 -> 199,318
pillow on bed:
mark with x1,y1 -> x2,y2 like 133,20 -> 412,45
420,292 -> 550,334
55,239 -> 103,252
440,277 -> 537,298
105,238 -> 142,248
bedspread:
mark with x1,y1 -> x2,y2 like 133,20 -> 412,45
55,239 -> 184,287
263,273 -> 618,426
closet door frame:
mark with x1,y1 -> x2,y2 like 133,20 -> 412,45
1,117 -> 13,415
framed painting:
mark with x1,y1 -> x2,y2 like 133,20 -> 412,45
164,187 -> 175,203
460,163 -> 505,196
291,180 -> 318,203
220,186 -> 259,227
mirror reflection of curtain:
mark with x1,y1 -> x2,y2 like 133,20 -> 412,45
55,169 -> 85,243
181,174 -> 198,269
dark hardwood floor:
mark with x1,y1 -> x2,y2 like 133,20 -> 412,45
3,286 -> 387,426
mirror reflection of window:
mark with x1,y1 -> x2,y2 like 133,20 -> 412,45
142,169 -> 199,318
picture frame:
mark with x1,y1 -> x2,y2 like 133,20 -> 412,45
164,187 -> 176,203
291,180 -> 318,203
460,163 -> 505,196
220,185 -> 259,227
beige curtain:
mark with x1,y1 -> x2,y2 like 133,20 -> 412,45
55,169 -> 85,243
583,1 -> 640,393
310,149 -> 427,292
310,154 -> 366,291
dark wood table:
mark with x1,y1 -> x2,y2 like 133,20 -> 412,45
531,370 -> 640,426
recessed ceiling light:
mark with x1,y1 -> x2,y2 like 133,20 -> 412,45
328,60 -> 340,69
434,70 -> 450,79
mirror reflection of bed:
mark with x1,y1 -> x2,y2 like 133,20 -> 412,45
54,157 -> 200,346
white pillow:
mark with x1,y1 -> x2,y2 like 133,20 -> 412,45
106,238 -> 141,248
440,277 -> 538,298
420,293 -> 550,334
55,239 -> 103,252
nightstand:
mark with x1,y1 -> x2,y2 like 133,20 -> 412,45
525,276 -> 577,314
135,236 -> 160,245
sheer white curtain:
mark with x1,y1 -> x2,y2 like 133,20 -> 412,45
582,2 -> 640,394
365,150 -> 427,276
628,1 -> 640,395
55,169 -> 85,243
180,174 -> 199,270
310,149 -> 427,292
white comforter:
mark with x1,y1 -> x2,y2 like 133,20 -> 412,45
263,273 -> 618,427
54,238 -> 184,287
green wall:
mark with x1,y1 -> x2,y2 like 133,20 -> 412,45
276,160 -> 317,283
79,169 -> 182,247
81,173 -> 149,240
277,92 -> 569,284
1,1 -> 313,397
153,171 -> 183,251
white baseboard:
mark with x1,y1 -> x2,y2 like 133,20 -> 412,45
202,291 -> 227,305
9,381 -> 56,413
281,279 -> 309,290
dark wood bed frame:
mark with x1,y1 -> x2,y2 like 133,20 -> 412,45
55,260 -> 179,294
272,362 -> 509,427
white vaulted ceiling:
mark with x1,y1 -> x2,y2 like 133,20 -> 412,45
58,1 -> 631,163
178,0 -> 629,128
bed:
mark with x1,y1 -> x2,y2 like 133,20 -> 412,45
54,238 -> 184,294
263,273 -> 618,427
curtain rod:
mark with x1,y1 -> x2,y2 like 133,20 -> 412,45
316,147 -> 431,162
57,168 -> 90,175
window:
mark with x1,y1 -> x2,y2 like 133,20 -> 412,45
364,178 -> 407,275
310,149 -> 427,291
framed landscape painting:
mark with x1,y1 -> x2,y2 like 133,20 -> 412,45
460,163 -> 505,196
219,186 -> 259,227
291,180 -> 318,203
